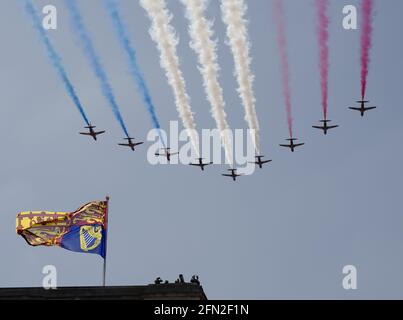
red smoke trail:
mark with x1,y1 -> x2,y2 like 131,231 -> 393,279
273,0 -> 293,138
315,0 -> 329,120
361,0 -> 373,100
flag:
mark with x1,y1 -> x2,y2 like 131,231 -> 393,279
16,201 -> 107,258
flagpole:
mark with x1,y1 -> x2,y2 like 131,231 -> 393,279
103,196 -> 110,287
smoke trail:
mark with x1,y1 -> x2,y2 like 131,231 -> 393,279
315,0 -> 330,120
273,0 -> 293,138
64,0 -> 130,138
181,0 -> 233,166
361,0 -> 373,100
220,0 -> 260,153
23,0 -> 90,126
140,0 -> 199,157
104,0 -> 166,148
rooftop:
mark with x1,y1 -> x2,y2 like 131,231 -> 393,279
0,283 -> 207,300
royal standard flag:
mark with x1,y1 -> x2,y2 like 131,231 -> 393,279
16,201 -> 107,258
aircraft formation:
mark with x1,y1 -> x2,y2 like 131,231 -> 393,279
76,95 -> 376,182
23,0 -> 377,182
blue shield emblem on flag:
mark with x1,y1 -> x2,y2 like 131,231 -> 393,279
60,224 -> 106,258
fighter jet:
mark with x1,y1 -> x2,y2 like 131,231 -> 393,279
189,158 -> 213,171
312,120 -> 339,135
118,137 -> 143,151
79,125 -> 105,141
249,155 -> 272,169
222,169 -> 243,182
349,100 -> 376,117
280,138 -> 305,152
155,148 -> 179,162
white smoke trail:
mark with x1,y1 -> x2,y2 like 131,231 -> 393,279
221,0 -> 260,154
181,0 -> 233,166
140,0 -> 200,157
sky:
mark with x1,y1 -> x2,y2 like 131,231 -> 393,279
0,0 -> 402,299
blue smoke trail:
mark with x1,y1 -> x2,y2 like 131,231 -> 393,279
64,0 -> 130,138
103,0 -> 166,148
23,0 -> 90,126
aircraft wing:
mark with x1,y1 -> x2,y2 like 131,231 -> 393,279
119,143 -> 130,147
189,163 -> 202,167
294,143 -> 305,147
364,107 -> 376,111
349,107 -> 361,111
279,144 -> 291,148
261,160 -> 272,164
328,125 -> 338,129
79,132 -> 91,135
95,131 -> 105,135
312,126 -> 323,130
133,142 -> 144,147
222,174 -> 233,177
